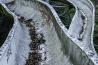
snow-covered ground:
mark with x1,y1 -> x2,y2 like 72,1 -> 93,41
0,0 -> 98,65
13,0 -> 73,65
0,0 -> 73,65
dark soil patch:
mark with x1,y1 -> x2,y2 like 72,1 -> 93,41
19,17 -> 46,65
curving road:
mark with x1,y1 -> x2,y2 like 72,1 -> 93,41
0,0 -> 97,65
67,0 -> 96,52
